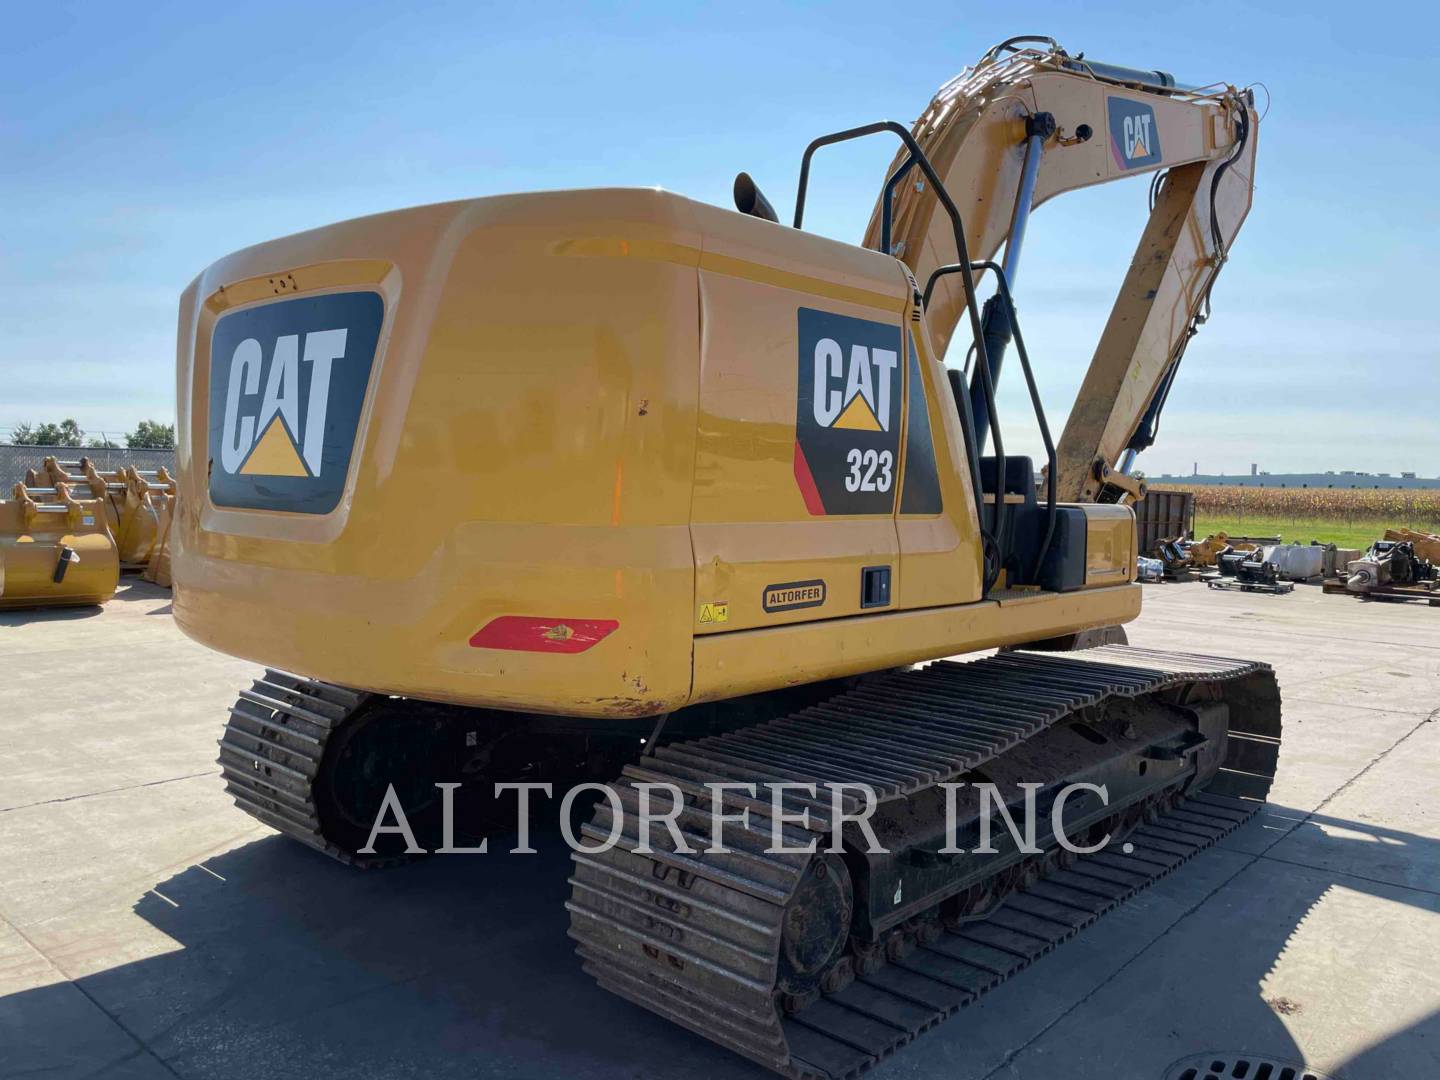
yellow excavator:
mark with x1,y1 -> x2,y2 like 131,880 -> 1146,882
175,37 -> 1280,1078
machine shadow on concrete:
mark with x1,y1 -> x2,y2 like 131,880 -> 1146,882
5,801 -> 1437,1080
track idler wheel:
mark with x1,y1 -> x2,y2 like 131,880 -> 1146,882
777,854 -> 854,1009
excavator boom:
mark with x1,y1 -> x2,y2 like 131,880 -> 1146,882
864,38 -> 1257,503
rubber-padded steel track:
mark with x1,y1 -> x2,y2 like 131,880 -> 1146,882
568,646 -> 1281,1078
218,669 -> 383,867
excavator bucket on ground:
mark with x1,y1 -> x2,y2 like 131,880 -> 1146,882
0,482 -> 119,609
13,457 -> 176,583
113,465 -> 176,569
140,490 -> 175,587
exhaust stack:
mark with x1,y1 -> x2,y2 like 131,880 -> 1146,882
733,172 -> 779,223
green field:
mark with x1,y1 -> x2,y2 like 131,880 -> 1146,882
1192,514 -> 1406,550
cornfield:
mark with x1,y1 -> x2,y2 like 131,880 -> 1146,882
1168,484 -> 1440,528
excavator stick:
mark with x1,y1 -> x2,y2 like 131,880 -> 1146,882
0,483 -> 120,609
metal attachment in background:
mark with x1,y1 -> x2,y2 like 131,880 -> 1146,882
1207,553 -> 1294,596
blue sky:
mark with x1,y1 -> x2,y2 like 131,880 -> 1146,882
3,2 -> 1436,475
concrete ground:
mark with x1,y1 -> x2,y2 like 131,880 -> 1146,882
2,578 -> 1437,1080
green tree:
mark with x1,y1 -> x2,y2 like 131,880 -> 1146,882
45,419 -> 84,446
127,420 -> 175,449
87,435 -> 120,449
11,419 -> 85,446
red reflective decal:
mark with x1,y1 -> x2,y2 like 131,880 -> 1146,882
792,440 -> 826,516
469,616 -> 619,654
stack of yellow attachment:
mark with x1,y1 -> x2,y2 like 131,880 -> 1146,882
27,456 -> 128,536
112,465 -> 175,569
140,487 -> 175,587
10,456 -> 177,591
0,482 -> 120,609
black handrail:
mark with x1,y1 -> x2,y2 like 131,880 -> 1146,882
944,359 -> 990,579
794,122 -> 1006,588
883,151 -> 997,575
924,261 -> 1057,583
881,154 -> 917,253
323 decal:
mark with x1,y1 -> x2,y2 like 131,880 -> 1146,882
793,308 -> 902,515
845,447 -> 893,494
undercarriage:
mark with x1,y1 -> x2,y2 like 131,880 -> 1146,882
217,644 -> 1279,1077
565,646 -> 1280,1078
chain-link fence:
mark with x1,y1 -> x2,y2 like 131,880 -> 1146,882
0,444 -> 177,484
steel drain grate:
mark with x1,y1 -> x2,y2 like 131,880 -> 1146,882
1164,1054 -> 1335,1080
